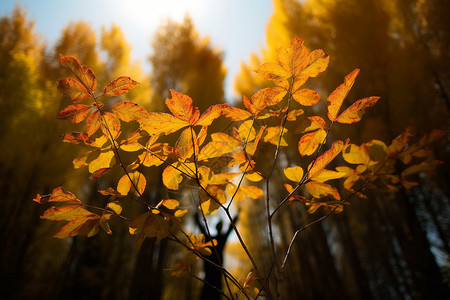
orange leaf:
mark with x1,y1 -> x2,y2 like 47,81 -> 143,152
198,141 -> 229,161
307,139 -> 349,180
41,205 -> 95,221
166,90 -> 200,125
57,104 -> 91,123
292,88 -> 320,106
86,110 -> 102,136
211,132 -> 241,153
327,69 -> 360,121
60,54 -> 97,92
103,76 -> 139,96
276,36 -> 309,77
255,62 -> 290,82
111,101 -> 150,122
140,112 -> 189,135
117,171 -> 146,196
33,187 -> 83,205
302,49 -> 330,77
336,96 -> 380,124
227,184 -> 263,202
163,165 -> 183,190
57,78 -> 90,102
53,217 -> 100,238
250,87 -> 287,116
296,116 -> 326,133
305,181 -> 341,200
195,103 -> 230,126
298,129 -> 327,156
129,211 -> 171,244
175,128 -> 197,159
223,106 -> 252,121
101,112 -> 121,139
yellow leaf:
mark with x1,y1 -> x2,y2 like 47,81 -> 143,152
305,181 -> 341,200
284,166 -> 304,183
162,165 -> 183,190
88,151 -> 115,173
311,169 -> 345,182
293,88 -> 320,106
255,62 -> 290,82
159,199 -> 179,210
342,144 -> 370,165
106,201 -> 122,215
298,129 -> 327,156
198,141 -> 229,161
264,126 -> 288,146
117,171 -> 146,196
166,90 -> 200,125
175,128 -> 196,159
307,139 -> 349,180
336,96 -> 380,124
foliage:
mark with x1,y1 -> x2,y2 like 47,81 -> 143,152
34,36 -> 443,299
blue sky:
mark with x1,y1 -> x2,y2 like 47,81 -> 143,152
0,0 -> 273,100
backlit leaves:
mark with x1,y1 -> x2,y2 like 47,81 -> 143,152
117,171 -> 146,196
336,96 -> 380,124
103,76 -> 139,96
327,69 -> 360,121
307,139 -> 349,180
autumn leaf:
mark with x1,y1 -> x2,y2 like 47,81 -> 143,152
305,181 -> 341,200
310,169 -> 345,182
157,199 -> 180,210
33,187 -> 83,205
298,129 -> 327,156
140,112 -> 189,135
57,104 -> 91,123
284,166 -> 304,183
342,144 -> 370,165
166,90 -> 200,125
195,103 -> 230,126
163,165 -> 183,190
302,49 -> 330,77
307,139 -> 349,180
327,69 -> 360,121
223,106 -> 252,121
57,78 -> 91,102
336,96 -> 380,124
111,101 -> 150,122
101,112 -> 121,139
86,110 -> 102,136
264,126 -> 288,146
89,150 -> 115,173
175,128 -> 197,159
129,211 -> 172,248
227,184 -> 263,202
103,76 -> 139,96
60,54 -> 97,92
117,171 -> 146,196
292,88 -> 320,106
255,62 -> 290,82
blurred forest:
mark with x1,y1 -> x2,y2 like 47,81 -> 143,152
0,0 -> 449,299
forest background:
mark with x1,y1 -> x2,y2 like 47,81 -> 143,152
0,0 -> 449,299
